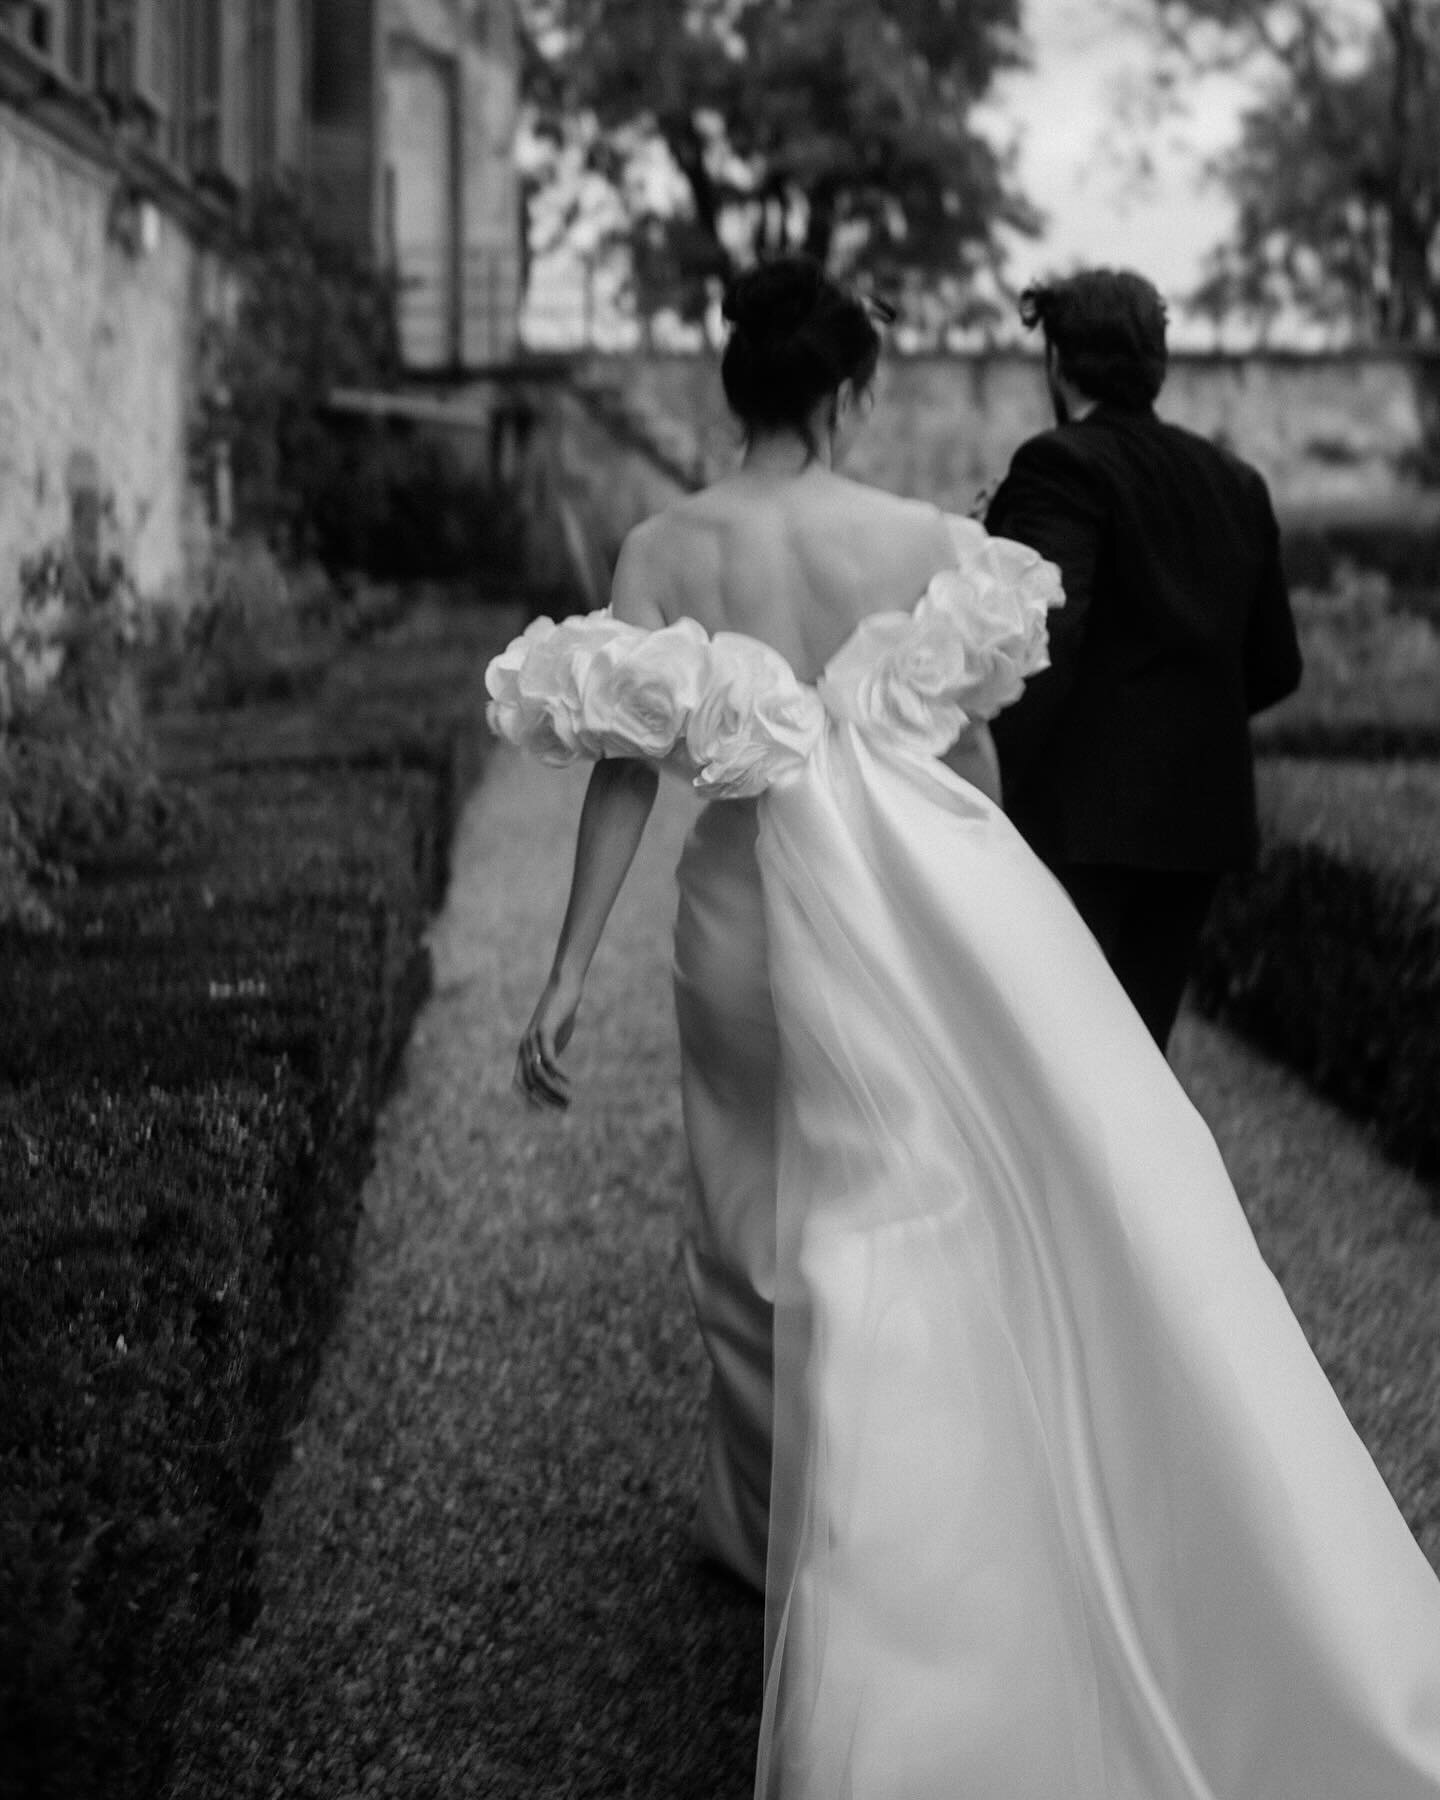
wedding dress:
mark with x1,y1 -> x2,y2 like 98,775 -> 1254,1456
487,521 -> 1440,1799
674,793 -> 777,1594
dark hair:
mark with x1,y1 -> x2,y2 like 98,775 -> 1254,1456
1018,269 -> 1169,410
720,256 -> 882,454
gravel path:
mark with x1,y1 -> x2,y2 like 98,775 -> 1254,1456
164,748 -> 1440,1800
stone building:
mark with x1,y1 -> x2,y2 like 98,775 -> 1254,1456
309,0 -> 522,371
0,0 -> 521,623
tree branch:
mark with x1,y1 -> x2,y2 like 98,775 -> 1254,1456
659,110 -> 734,274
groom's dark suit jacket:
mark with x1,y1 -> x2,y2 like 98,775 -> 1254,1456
985,403 -> 1302,873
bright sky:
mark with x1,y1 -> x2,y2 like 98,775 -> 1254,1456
989,0 -> 1252,331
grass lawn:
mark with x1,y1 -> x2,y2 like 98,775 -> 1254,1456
1255,571 -> 1440,755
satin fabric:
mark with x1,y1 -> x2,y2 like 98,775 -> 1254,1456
488,526 -> 1440,1791
751,720 -> 1440,1799
674,796 -> 777,1594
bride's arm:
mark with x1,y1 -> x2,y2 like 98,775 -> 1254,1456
517,520 -> 669,1108
517,756 -> 659,1108
942,722 -> 1002,807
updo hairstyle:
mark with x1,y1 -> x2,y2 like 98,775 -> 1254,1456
720,257 -> 881,455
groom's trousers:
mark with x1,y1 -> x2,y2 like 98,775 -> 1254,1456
1054,864 -> 1220,1054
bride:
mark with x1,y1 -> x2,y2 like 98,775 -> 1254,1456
489,258 -> 1440,1798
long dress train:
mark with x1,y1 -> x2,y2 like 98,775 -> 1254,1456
754,719 -> 1440,1799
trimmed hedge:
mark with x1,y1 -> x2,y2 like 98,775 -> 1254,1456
0,593 -> 516,1798
153,703 -> 473,897
1194,759 -> 1440,1187
1279,515 -> 1440,610
162,765 -> 441,1078
1253,568 -> 1440,763
153,589 -> 504,872
0,1083 -> 308,1800
1251,717 -> 1440,761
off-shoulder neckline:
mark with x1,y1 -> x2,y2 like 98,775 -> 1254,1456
631,510 -> 990,689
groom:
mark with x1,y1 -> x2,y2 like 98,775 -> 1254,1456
984,269 -> 1302,1052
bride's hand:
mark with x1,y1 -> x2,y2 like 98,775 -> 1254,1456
515,971 -> 582,1109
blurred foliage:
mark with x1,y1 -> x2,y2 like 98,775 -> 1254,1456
180,541 -> 335,710
0,539 -> 200,930
197,179 -> 524,579
1293,563 -> 1440,700
1254,562 -> 1440,756
1137,0 -> 1440,346
140,541 -> 405,715
196,177 -> 403,561
304,419 -> 526,582
521,0 -> 1038,324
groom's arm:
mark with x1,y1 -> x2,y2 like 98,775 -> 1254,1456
983,434 -> 1107,789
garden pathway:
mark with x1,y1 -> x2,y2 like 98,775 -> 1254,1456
164,747 -> 1440,1800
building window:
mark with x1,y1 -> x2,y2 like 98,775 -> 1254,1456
251,0 -> 276,175
0,0 -> 287,209
0,0 -> 97,86
132,0 -> 176,117
179,0 -> 249,188
94,0 -> 175,135
0,1 -> 55,62
181,0 -> 222,173
63,0 -> 96,85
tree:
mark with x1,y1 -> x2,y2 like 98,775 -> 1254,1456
521,0 -> 1037,324
1135,0 -> 1440,342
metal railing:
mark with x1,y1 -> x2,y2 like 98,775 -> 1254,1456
395,241 -> 521,372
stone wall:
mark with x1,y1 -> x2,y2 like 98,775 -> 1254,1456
590,349 -> 1440,522
0,109 -> 212,628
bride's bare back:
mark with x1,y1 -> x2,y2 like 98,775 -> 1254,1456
610,465 -> 956,683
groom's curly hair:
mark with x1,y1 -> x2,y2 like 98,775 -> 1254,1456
1018,270 -> 1169,411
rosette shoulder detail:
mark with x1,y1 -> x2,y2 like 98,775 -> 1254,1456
485,608 -> 824,797
484,520 -> 1064,793
817,520 -> 1063,755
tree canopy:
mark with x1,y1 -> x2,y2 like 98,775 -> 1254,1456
521,0 -> 1037,324
1138,0 -> 1440,343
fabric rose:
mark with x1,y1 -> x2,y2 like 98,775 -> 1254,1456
485,609 -> 633,764
579,616 -> 710,758
485,615 -> 561,754
687,633 -> 825,799
912,535 -> 1063,721
820,611 -> 966,756
977,534 -> 1065,619
943,513 -> 990,561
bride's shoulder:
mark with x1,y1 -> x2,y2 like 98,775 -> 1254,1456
826,477 -> 948,534
618,487 -> 736,564
831,475 -> 937,519
825,482 -> 955,586
611,505 -> 714,629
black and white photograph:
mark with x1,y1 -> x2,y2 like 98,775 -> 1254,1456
2,2 -> 1438,1796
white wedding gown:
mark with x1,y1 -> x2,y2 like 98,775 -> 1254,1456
752,720 -> 1440,1798
487,532 -> 1440,1798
